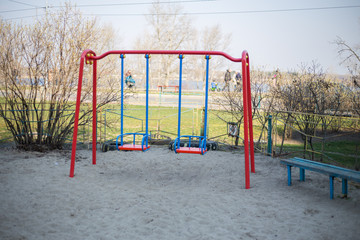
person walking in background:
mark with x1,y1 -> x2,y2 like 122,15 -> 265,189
223,69 -> 231,91
210,80 -> 218,91
125,70 -> 135,88
235,71 -> 242,91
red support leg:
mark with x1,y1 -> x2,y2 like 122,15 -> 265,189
246,55 -> 255,173
242,51 -> 250,189
70,55 -> 85,177
92,60 -> 97,165
69,50 -> 96,178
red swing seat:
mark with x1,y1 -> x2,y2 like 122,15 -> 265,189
118,144 -> 151,151
176,147 -> 207,154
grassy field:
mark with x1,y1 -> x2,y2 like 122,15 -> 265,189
276,141 -> 360,169
1,102 -> 359,169
0,116 -> 12,142
97,104 -> 246,145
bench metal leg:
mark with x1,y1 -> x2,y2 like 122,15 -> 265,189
287,165 -> 292,186
342,179 -> 348,197
300,168 -> 305,181
329,176 -> 334,199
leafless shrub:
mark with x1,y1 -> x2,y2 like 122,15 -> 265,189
0,4 -> 119,150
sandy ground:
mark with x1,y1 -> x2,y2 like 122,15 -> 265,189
0,146 -> 359,240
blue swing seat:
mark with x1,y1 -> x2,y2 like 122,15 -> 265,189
175,55 -> 210,155
117,54 -> 150,153
116,133 -> 150,152
174,135 -> 207,155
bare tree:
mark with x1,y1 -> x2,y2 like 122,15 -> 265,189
134,2 -> 232,90
212,67 -> 274,146
334,36 -> 360,115
135,2 -> 195,86
0,4 -> 119,150
198,25 -> 232,85
273,62 -> 342,159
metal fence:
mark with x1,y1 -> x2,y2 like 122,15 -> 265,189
1,106 -> 359,169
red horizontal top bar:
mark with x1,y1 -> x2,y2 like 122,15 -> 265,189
87,50 -> 244,62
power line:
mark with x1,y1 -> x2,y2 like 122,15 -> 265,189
202,5 -> 360,15
84,5 -> 360,17
8,0 -> 40,8
52,0 -> 215,8
2,3 -> 359,20
3,14 -> 45,20
0,0 -> 213,13
0,7 -> 40,14
0,0 -> 44,14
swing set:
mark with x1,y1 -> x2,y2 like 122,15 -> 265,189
69,50 -> 255,189
115,54 -> 151,152
174,55 -> 210,155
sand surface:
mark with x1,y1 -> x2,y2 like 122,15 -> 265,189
0,146 -> 359,240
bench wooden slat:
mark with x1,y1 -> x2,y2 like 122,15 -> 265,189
293,157 -> 358,174
280,157 -> 360,199
280,159 -> 360,182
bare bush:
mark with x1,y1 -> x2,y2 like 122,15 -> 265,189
334,36 -> 360,115
212,67 -> 274,146
272,63 -> 342,158
0,4 -> 119,150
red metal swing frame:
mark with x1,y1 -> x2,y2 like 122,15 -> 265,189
69,50 -> 255,189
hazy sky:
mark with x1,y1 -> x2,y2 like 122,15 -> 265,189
1,0 -> 359,74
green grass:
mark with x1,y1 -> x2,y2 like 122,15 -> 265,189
276,140 -> 360,169
100,105 -> 228,142
0,118 -> 13,142
97,104 -> 267,145
323,141 -> 360,155
1,100 -> 359,170
0,102 -> 92,143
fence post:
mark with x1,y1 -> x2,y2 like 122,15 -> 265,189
267,115 -> 272,156
157,119 -> 160,134
200,107 -> 205,137
99,110 -> 101,145
192,108 -> 195,135
104,111 -> 107,143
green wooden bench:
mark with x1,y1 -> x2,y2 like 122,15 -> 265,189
280,157 -> 360,199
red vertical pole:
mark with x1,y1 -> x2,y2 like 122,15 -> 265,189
246,54 -> 255,173
70,50 -> 95,178
70,54 -> 86,177
92,60 -> 97,165
242,51 -> 250,189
